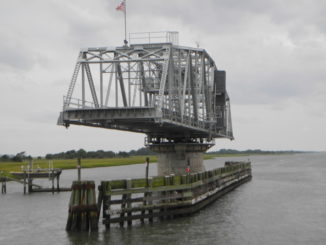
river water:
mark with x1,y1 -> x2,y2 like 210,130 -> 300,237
1,153 -> 325,245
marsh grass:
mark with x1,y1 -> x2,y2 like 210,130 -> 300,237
0,154 -> 221,172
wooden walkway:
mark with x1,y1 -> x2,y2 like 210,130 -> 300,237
98,162 -> 252,227
1,168 -> 69,194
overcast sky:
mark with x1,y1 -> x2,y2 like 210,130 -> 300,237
0,0 -> 325,156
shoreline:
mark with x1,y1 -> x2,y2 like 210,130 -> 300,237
0,152 -> 309,173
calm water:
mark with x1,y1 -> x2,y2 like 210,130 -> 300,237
1,153 -> 326,245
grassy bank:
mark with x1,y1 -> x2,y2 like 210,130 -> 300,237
0,156 -> 158,172
0,154 -> 220,172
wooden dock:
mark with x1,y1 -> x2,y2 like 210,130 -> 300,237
10,168 -> 62,179
1,168 -> 70,194
97,161 -> 252,228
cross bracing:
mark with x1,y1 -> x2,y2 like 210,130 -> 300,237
58,42 -> 233,142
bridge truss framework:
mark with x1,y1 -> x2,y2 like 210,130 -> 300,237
58,42 -> 233,145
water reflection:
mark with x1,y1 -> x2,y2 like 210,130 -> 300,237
66,230 -> 100,245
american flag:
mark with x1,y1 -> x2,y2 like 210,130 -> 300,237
116,0 -> 126,12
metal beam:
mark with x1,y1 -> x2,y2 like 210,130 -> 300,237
84,63 -> 99,108
189,54 -> 198,121
181,52 -> 190,120
140,62 -> 149,106
104,65 -> 114,106
116,63 -> 128,107
157,48 -> 170,110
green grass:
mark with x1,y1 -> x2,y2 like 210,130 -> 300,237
0,155 -> 158,172
0,170 -> 17,179
0,154 -> 244,173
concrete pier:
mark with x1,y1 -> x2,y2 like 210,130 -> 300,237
148,142 -> 213,176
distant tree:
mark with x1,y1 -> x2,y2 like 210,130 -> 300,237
129,150 -> 136,155
45,154 -> 53,159
65,150 -> 76,159
12,151 -> 26,162
104,151 -> 115,158
87,151 -> 97,158
134,147 -> 153,156
0,154 -> 10,161
77,149 -> 87,158
117,151 -> 129,158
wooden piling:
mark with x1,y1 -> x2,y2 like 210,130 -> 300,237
57,175 -> 60,192
77,158 -> 81,181
23,170 -> 26,194
147,177 -> 153,223
52,169 -> 55,194
1,179 -> 6,194
66,181 -> 98,232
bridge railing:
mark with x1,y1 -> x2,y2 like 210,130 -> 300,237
129,31 -> 179,45
63,96 -> 96,110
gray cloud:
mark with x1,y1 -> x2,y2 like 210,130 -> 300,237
0,0 -> 325,155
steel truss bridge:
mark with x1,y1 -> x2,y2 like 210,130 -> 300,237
58,33 -> 233,145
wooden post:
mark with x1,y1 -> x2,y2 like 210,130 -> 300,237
28,176 -> 33,193
1,179 -> 6,194
97,185 -> 103,223
120,193 -> 127,227
23,169 -> 26,194
145,157 -> 149,187
57,175 -> 60,192
88,181 -> 98,231
80,183 -> 89,231
70,182 -> 81,231
103,182 -> 111,229
119,180 -> 128,227
27,160 -> 32,193
66,180 -> 98,232
77,158 -> 81,181
126,179 -> 132,226
52,169 -> 55,194
147,177 -> 153,223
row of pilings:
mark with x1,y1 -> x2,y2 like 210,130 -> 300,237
64,161 -> 252,232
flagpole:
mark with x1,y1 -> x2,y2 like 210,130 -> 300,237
124,0 -> 127,45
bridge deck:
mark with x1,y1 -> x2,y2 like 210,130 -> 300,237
59,107 -> 226,139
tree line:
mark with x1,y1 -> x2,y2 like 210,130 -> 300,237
1,148 -> 305,162
0,148 -> 153,162
207,149 -> 304,154
0,152 -> 32,162
45,147 -> 153,160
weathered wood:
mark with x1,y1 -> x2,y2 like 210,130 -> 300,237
102,181 -> 111,229
88,184 -> 98,231
147,178 -> 153,223
1,180 -> 6,194
126,180 -> 133,226
66,181 -> 98,232
100,162 -> 252,226
97,185 -> 103,222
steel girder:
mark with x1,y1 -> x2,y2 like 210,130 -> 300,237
58,42 -> 233,141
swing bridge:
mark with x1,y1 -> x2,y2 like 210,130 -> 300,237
59,32 -> 253,231
58,32 -> 233,147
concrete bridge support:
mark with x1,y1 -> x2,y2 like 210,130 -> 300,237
148,143 -> 212,176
